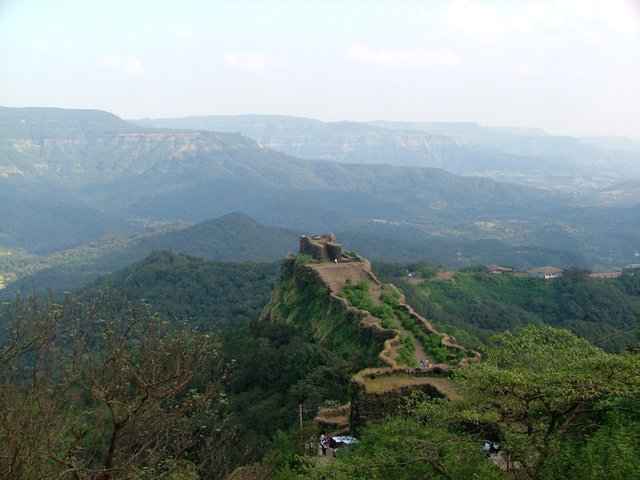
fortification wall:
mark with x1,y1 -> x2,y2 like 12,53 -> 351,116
274,241 -> 480,435
299,234 -> 342,263
350,376 -> 448,433
387,283 -> 482,364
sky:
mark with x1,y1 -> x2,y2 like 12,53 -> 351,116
1,0 -> 639,140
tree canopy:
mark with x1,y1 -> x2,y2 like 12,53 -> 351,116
274,326 -> 640,480
0,291 -> 232,479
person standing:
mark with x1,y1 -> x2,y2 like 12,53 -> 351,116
319,433 -> 328,455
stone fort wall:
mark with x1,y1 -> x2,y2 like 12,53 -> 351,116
299,234 -> 343,262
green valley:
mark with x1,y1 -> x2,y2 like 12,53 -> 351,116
1,108 -> 639,480
375,262 -> 640,352
2,107 -> 639,269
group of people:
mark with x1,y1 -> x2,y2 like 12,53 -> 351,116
419,358 -> 431,369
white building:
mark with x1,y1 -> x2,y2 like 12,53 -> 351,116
527,266 -> 563,280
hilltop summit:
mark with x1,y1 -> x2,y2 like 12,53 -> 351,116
299,234 -> 343,263
261,235 -> 478,433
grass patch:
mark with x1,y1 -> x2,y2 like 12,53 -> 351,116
396,334 -> 417,367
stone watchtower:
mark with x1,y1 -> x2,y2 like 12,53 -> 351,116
299,234 -> 342,263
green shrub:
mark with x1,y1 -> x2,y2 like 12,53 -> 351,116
380,317 -> 394,329
371,303 -> 394,322
295,254 -> 316,265
396,309 -> 416,333
380,289 -> 400,307
339,280 -> 374,311
397,334 -> 417,367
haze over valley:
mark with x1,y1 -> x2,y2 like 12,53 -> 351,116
0,106 -> 638,295
2,2 -> 640,478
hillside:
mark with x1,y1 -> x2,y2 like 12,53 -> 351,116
339,231 -> 587,269
135,114 -> 640,192
0,181 -> 131,253
375,263 -> 640,352
1,211 -> 590,297
580,136 -> 640,154
4,243 -> 637,479
221,239 -> 640,478
0,212 -> 299,295
259,238 -> 476,430
22,231 -> 636,476
219,237 -> 476,465
83,250 -> 280,330
2,107 -> 639,269
596,180 -> 640,206
371,120 -> 640,180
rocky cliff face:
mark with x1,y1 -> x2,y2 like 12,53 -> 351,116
0,131 -> 262,183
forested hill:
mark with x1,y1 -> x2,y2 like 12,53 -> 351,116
0,212 -> 299,296
83,250 -> 280,330
2,211 -> 587,298
4,235 -> 638,478
375,263 -> 640,352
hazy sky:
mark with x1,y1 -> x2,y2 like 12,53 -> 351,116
1,0 -> 639,139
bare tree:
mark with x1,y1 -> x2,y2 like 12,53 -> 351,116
0,291 -> 232,480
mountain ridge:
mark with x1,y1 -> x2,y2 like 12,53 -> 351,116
0,211 -> 590,298
2,107 -> 638,268
134,113 -> 640,191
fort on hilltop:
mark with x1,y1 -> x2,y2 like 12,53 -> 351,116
267,234 -> 480,434
299,234 -> 343,263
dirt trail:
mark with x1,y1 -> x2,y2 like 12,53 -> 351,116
310,259 -> 474,402
412,333 -> 428,364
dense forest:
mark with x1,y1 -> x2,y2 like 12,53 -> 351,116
83,250 -> 281,330
375,263 -> 640,352
2,251 -> 639,478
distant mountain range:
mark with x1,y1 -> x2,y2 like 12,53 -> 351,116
1,107 -> 638,273
133,114 -> 640,193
